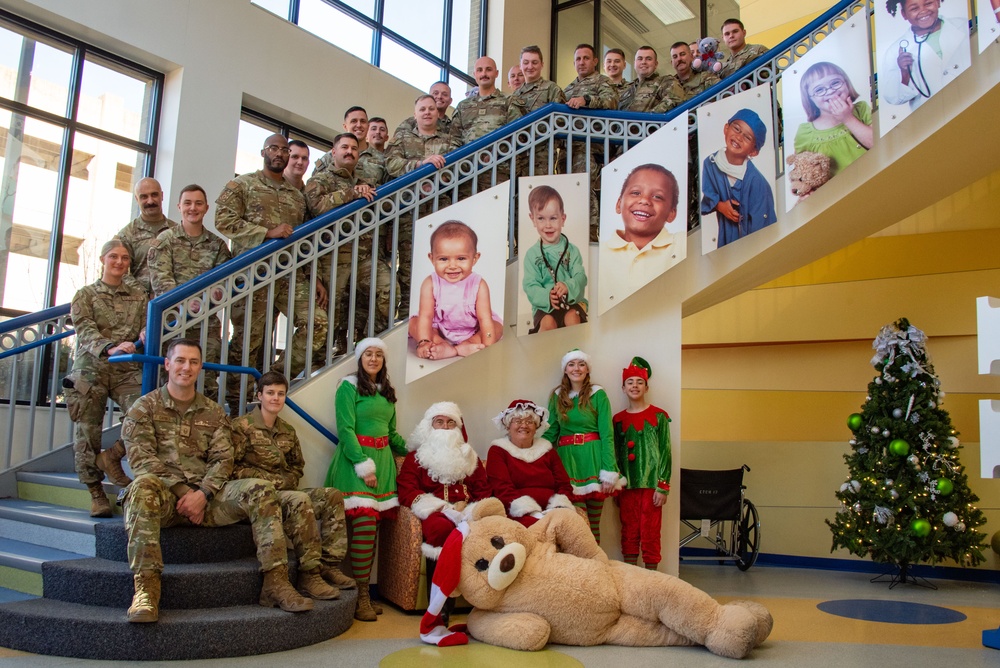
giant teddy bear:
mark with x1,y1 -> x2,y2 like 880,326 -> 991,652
452,498 -> 772,659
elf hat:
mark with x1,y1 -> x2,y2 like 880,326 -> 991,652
419,523 -> 470,647
355,337 -> 387,362
622,356 -> 652,383
561,348 -> 591,371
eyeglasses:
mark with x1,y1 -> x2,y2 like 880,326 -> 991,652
809,79 -> 845,99
727,121 -> 756,146
264,145 -> 291,155
508,417 -> 537,427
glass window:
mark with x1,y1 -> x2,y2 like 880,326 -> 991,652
251,0 -> 291,19
383,0 -> 444,57
449,0 -> 479,73
0,24 -> 73,117
380,38 -> 443,93
338,0 -> 377,18
78,55 -> 156,143
235,116 -> 277,177
555,2 -> 594,87
299,0 -> 374,62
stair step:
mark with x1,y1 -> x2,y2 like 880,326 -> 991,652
0,537 -> 88,573
0,586 -> 37,603
42,556 -> 289,609
95,521 -> 257,563
0,498 -> 112,555
0,594 -> 355,660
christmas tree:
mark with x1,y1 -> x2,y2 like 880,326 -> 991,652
827,318 -> 987,582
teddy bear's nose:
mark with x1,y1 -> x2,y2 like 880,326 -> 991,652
499,553 -> 516,572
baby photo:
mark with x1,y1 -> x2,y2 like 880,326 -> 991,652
516,174 -> 590,338
875,0 -> 971,136
598,114 -> 687,315
405,183 -> 509,384
781,14 -> 873,210
697,84 -> 777,254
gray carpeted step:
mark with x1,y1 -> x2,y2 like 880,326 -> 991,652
41,556 -> 296,609
0,593 -> 356,660
95,520 -> 257,563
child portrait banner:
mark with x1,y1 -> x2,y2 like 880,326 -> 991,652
405,182 -> 509,384
875,0 -> 971,137
516,174 -> 591,338
597,114 -> 688,315
698,83 -> 778,254
781,14 -> 873,211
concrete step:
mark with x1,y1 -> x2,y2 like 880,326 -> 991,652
42,556 -> 287,609
0,498 -> 113,555
16,471 -> 125,513
0,536 -> 87,596
0,594 -> 356,660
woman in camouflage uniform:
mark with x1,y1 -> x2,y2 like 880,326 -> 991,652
66,239 -> 147,517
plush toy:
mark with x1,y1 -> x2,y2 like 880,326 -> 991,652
693,37 -> 724,74
786,151 -> 833,198
448,498 -> 772,659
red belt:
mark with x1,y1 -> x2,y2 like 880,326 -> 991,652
558,432 -> 600,446
357,435 -> 389,449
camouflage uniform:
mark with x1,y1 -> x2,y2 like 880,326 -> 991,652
718,43 -> 769,79
675,70 -> 721,100
393,115 -> 451,138
122,386 -> 289,574
231,406 -> 348,571
116,215 -> 179,295
563,73 -> 619,240
215,171 -> 326,410
620,72 -> 684,113
451,89 -> 524,197
384,126 -> 458,314
304,166 -> 391,349
512,79 -> 567,176
67,279 -> 147,485
147,226 -> 233,400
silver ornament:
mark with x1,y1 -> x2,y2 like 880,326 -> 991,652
928,401 -> 935,408
849,439 -> 857,445
852,502 -> 862,513
890,490 -> 899,499
875,378 -> 882,385
871,426 -> 880,434
956,522 -> 966,532
892,408 -> 903,419
885,479 -> 893,487
882,429 -> 890,438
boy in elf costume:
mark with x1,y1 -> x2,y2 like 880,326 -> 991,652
613,357 -> 672,569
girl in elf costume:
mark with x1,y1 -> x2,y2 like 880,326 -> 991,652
613,357 -> 672,569
326,337 -> 407,622
543,349 -> 625,542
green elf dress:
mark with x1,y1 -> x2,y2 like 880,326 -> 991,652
543,386 -> 623,499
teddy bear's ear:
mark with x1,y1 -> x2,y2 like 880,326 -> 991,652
786,154 -> 796,166
472,497 -> 506,521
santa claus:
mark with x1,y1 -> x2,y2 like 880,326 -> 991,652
397,401 -> 492,560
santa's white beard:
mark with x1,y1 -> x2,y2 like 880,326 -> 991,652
415,428 -> 478,485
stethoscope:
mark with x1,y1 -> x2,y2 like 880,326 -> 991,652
899,28 -> 935,99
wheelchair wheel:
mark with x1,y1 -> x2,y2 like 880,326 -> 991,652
735,500 -> 760,571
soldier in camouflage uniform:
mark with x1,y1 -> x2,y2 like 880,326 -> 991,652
231,371 -> 355,594
604,48 -> 630,94
115,177 -> 179,295
366,117 -> 389,152
215,134 -> 328,415
67,239 -> 147,516
514,46 -> 567,177
122,339 -> 312,623
451,56 -> 525,197
391,82 -> 453,140
564,44 -> 619,241
304,132 -> 388,353
282,139 -> 312,191
719,18 -> 769,79
620,46 -> 684,114
385,95 -> 459,314
148,184 -> 232,401
315,107 -> 388,187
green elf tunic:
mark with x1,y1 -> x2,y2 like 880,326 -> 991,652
325,375 -> 407,518
542,386 -> 622,499
613,405 -> 672,495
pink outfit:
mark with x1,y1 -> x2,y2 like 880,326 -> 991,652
431,272 -> 501,344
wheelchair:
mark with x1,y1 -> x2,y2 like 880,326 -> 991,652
678,464 -> 760,571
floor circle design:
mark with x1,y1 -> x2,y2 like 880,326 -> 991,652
380,643 -> 583,667
817,599 -> 967,624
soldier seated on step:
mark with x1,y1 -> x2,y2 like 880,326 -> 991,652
121,338 -> 313,623
231,371 -> 356,597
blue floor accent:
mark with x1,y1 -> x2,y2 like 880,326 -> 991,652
0,586 -> 38,603
984,626 -> 1000,650
817,599 -> 967,624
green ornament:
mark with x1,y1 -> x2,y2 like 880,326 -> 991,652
889,439 -> 910,456
910,518 -> 931,537
935,479 -> 954,496
847,413 -> 863,430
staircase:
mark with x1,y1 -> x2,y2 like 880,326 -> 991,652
0,472 -> 355,660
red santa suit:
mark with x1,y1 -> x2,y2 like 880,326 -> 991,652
397,402 -> 491,559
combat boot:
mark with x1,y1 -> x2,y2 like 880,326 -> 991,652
297,567 -> 340,600
87,482 -> 112,518
320,563 -> 356,589
95,439 -> 132,487
127,571 -> 161,623
259,564 -> 313,612
354,582 -> 377,622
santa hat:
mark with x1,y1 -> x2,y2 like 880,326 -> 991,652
492,398 -> 550,434
354,337 -> 387,361
408,401 -> 469,450
622,356 -> 652,383
560,348 -> 590,371
419,522 -> 469,647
